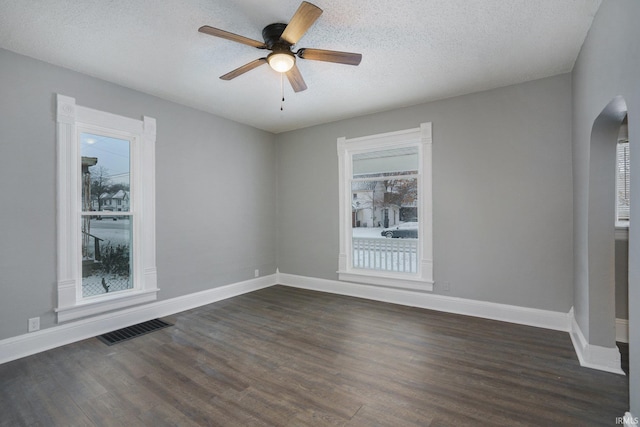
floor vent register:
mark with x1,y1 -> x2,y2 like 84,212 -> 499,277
97,319 -> 172,346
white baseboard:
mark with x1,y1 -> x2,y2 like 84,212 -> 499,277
278,273 -> 630,375
277,272 -> 572,332
569,310 -> 625,375
0,274 -> 276,365
2,271 -> 627,378
617,318 -> 629,343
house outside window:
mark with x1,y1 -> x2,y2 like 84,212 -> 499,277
55,94 -> 158,322
337,123 -> 433,291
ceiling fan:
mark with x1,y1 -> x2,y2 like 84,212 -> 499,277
198,1 -> 362,93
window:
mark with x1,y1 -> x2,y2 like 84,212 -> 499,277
80,132 -> 133,297
56,94 -> 158,322
337,123 -> 433,291
616,138 -> 630,226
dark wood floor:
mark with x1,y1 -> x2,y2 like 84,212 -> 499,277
0,286 -> 629,426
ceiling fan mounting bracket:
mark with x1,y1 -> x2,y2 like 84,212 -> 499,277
262,23 -> 290,49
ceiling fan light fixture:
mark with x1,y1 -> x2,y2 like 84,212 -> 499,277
267,51 -> 295,73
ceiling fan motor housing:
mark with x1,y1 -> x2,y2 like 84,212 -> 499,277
262,23 -> 290,49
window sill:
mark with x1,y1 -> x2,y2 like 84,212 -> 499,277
55,288 -> 159,322
338,271 -> 434,292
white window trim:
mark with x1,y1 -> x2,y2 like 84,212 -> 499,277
337,123 -> 433,291
615,137 -> 630,240
55,94 -> 158,322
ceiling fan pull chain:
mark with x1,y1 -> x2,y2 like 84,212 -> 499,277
280,73 -> 285,111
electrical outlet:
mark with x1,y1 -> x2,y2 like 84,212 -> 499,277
254,269 -> 259,278
28,317 -> 40,332
440,282 -> 451,292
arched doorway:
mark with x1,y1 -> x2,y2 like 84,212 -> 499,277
585,96 -> 628,373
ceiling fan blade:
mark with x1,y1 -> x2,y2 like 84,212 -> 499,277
286,64 -> 308,92
297,48 -> 362,65
220,58 -> 267,80
280,1 -> 323,45
199,25 -> 266,49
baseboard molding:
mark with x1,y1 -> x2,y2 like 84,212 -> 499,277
3,271 -> 628,377
569,311 -> 625,375
0,274 -> 276,365
277,272 -> 572,332
279,273 -> 631,375
617,318 -> 629,343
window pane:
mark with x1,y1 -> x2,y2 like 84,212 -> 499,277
82,215 -> 133,297
617,140 -> 630,222
81,133 -> 130,213
351,178 -> 418,272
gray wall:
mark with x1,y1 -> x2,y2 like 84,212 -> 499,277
0,48 -> 277,341
276,74 -> 574,313
571,0 -> 640,415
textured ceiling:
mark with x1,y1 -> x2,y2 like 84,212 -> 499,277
0,0 -> 601,133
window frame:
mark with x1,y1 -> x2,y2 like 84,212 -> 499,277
615,136 -> 630,240
55,94 -> 158,322
337,123 -> 433,291
78,127 -> 135,299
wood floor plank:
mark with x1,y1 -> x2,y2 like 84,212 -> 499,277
77,391 -> 147,427
347,404 -> 432,427
0,285 -> 629,426
137,402 -> 203,427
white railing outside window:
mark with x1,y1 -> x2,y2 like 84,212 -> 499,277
352,237 -> 418,273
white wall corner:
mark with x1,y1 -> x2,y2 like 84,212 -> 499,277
569,309 -> 625,375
